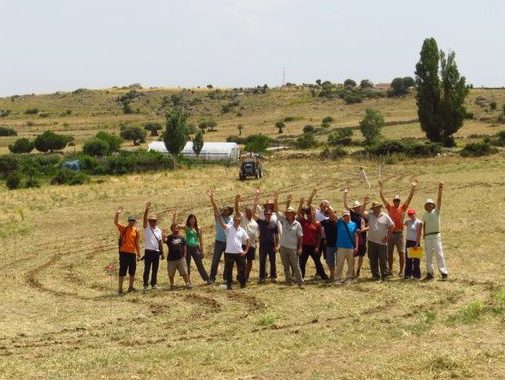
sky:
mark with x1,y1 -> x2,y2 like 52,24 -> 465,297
1,0 -> 504,96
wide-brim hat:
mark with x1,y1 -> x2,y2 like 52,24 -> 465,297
352,200 -> 361,208
285,207 -> 296,214
221,206 -> 234,215
425,198 -> 435,206
370,201 -> 382,209
147,215 -> 158,221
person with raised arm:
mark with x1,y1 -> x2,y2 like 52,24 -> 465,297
142,202 -> 164,290
422,183 -> 448,281
213,194 -> 250,289
235,193 -> 259,282
173,211 -> 210,285
379,178 -> 417,277
114,206 -> 141,295
404,209 -> 422,280
275,194 -> 304,288
320,205 -> 338,281
297,194 -> 328,282
207,190 -> 233,284
252,190 -> 280,283
359,200 -> 395,281
344,187 -> 369,278
309,188 -> 331,265
331,208 -> 359,285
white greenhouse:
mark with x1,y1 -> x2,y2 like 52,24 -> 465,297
148,141 -> 240,161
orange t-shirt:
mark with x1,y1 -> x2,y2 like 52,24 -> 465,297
117,224 -> 139,254
386,204 -> 407,231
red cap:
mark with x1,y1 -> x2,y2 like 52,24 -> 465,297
407,209 -> 416,215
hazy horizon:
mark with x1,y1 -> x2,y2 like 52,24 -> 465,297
1,0 -> 504,97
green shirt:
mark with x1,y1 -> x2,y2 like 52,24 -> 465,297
422,208 -> 441,235
185,227 -> 200,247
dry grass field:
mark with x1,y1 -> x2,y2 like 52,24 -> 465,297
1,152 -> 505,379
1,86 -> 505,379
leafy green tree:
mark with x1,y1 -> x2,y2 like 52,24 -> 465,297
275,121 -> 285,134
344,79 -> 356,88
328,128 -> 353,146
95,131 -> 122,152
359,109 -> 384,145
164,110 -> 189,168
415,37 -> 468,146
295,133 -> 317,149
144,122 -> 163,136
8,138 -> 34,153
360,79 -> 374,89
34,131 -> 72,153
390,77 -> 408,96
192,130 -> 204,157
403,76 -> 415,88
83,138 -> 110,157
119,125 -> 146,146
244,134 -> 271,153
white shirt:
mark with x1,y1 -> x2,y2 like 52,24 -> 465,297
144,226 -> 162,251
240,214 -> 259,248
224,225 -> 249,254
315,209 -> 328,239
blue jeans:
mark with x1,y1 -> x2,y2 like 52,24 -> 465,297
209,240 -> 227,282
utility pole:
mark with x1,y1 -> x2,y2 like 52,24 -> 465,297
282,66 -> 285,87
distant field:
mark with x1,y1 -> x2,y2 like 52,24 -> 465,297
1,86 -> 505,154
1,154 -> 505,378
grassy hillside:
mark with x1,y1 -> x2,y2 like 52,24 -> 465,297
1,86 -> 504,154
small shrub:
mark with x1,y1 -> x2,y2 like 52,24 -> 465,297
24,108 -> 39,115
51,169 -> 90,185
34,131 -> 72,153
95,131 -> 122,152
364,139 -> 442,157
39,112 -> 50,118
284,116 -> 295,122
328,128 -> 353,146
83,138 -> 110,157
226,135 -> 246,144
460,141 -> 497,157
25,177 -> 41,188
320,146 -> 347,159
303,124 -> 315,134
8,138 -> 34,153
322,116 -> 333,125
343,93 -> 363,104
0,126 -> 17,136
490,101 -> 497,110
6,172 -> 22,189
295,132 -> 317,149
244,134 -> 272,153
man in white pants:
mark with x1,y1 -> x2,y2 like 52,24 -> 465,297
422,182 -> 448,281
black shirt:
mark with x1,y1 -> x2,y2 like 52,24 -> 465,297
320,219 -> 337,247
257,219 -> 278,246
166,235 -> 186,261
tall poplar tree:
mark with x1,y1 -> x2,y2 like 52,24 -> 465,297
415,37 -> 468,146
164,110 -> 188,168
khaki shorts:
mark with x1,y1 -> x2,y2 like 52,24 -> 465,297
167,258 -> 188,277
388,231 -> 405,254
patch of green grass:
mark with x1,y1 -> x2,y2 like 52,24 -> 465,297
255,312 -> 278,326
452,301 -> 485,324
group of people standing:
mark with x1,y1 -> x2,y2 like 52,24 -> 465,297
113,180 -> 449,294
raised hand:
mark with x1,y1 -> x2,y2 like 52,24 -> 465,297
439,182 -> 444,189
411,179 -> 418,188
145,201 -> 151,209
116,206 -> 124,214
287,193 -> 293,202
207,190 -> 214,198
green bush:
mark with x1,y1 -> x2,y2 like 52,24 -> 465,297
303,124 -> 316,134
6,172 -> 22,189
0,126 -> 17,136
0,155 -> 19,177
25,177 -> 41,188
34,131 -> 72,153
343,92 -> 363,104
320,146 -> 347,159
51,169 -> 90,185
8,138 -> 34,153
244,134 -> 272,153
295,132 -> 317,149
100,150 -> 174,175
226,135 -> 246,144
83,138 -> 110,157
364,139 -> 442,157
328,128 -> 353,146
24,108 -> 39,115
322,116 -> 333,125
460,141 -> 498,157
119,125 -> 146,145
95,131 -> 122,152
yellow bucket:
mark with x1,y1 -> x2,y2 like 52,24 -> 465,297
407,246 -> 424,259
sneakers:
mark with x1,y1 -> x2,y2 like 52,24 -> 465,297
127,287 -> 137,293
441,273 -> 448,281
185,283 -> 193,289
345,279 -> 353,285
423,273 -> 434,281
118,290 -> 124,296
152,285 -> 161,290
334,280 -> 343,286
143,285 -> 149,291
257,279 -> 266,284
226,283 -> 232,290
